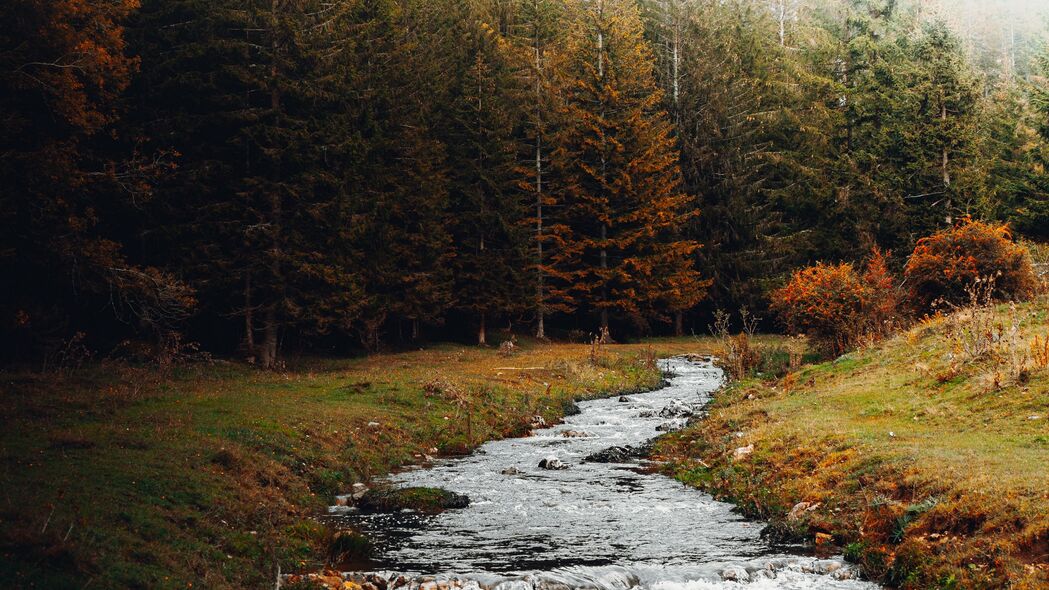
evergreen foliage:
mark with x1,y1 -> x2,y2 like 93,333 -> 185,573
2,0 -> 1048,363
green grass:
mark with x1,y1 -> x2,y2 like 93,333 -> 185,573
658,299 -> 1049,589
0,338 -> 710,589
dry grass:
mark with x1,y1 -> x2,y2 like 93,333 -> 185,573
658,298 -> 1049,589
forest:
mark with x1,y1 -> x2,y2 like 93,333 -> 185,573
4,2 -> 1049,589
3,0 -> 1049,368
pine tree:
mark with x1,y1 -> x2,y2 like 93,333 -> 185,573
552,0 -> 703,337
902,20 -> 980,234
129,0 -> 367,365
444,7 -> 531,346
642,0 -> 835,318
343,0 -> 454,349
508,0 -> 567,339
977,87 -> 1047,239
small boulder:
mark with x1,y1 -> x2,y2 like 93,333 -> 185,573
720,566 -> 750,582
357,487 -> 469,514
500,467 -> 522,475
787,501 -> 820,521
732,444 -> 754,460
659,400 -> 694,418
561,430 -> 591,438
656,419 -> 686,432
538,456 -> 568,470
530,415 -> 547,428
562,400 -> 582,416
618,396 -> 632,403
584,446 -> 632,463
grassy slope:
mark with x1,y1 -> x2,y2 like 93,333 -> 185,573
0,339 -> 709,589
658,301 -> 1049,589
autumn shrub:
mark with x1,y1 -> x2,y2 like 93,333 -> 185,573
772,250 -> 901,355
903,218 -> 1039,311
860,248 -> 903,341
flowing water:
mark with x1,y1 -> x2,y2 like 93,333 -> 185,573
333,358 -> 881,590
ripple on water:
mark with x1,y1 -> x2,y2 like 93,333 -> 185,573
332,358 -> 881,589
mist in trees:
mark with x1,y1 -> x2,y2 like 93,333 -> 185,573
3,0 -> 1048,366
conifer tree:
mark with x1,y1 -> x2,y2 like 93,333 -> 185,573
129,0 -> 367,365
552,0 -> 703,336
509,0 -> 567,339
345,0 -> 454,349
444,8 -> 531,346
903,21 -> 980,234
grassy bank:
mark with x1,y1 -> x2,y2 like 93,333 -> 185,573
657,300 -> 1049,589
0,338 -> 708,589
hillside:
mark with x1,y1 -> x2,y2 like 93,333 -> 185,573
658,298 -> 1049,588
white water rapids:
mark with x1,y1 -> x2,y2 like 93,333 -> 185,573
331,358 -> 881,590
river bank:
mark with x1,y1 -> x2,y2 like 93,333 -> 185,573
656,300 -> 1049,589
289,358 -> 877,590
0,339 -> 705,589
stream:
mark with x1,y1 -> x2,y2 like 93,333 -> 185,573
331,358 -> 880,589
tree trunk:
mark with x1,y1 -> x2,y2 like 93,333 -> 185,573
244,272 -> 255,357
595,6 -> 609,343
599,222 -> 609,338
411,318 -> 419,341
261,0 -> 284,370
674,310 -> 684,337
778,0 -> 786,46
260,304 -> 279,369
535,35 -> 546,340
942,97 -> 951,224
478,312 -> 487,346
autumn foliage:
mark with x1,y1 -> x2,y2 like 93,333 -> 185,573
772,250 -> 900,355
903,218 -> 1039,310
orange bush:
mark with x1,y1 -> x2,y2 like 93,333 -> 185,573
772,262 -> 868,355
862,248 -> 902,340
904,218 -> 1038,310
772,250 -> 901,355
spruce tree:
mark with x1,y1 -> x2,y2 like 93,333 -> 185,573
129,0 -> 367,365
444,7 -> 531,346
508,0 -> 567,339
902,20 -> 980,234
552,0 -> 702,337
339,0 -> 454,349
